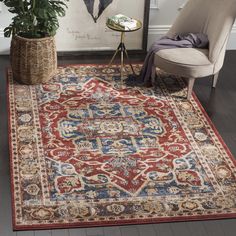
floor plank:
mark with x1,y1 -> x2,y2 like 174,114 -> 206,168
153,223 -> 174,236
0,175 -> 16,236
202,220 -> 225,236
220,219 -> 236,236
34,230 -> 52,236
85,227 -> 104,236
136,224 -> 156,236
120,225 -> 140,236
51,229 -> 69,236
68,228 -> 87,236
103,226 -> 122,236
17,232 -> 35,236
185,221 -> 208,236
169,222 -> 190,236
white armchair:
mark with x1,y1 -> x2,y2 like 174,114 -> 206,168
152,0 -> 236,100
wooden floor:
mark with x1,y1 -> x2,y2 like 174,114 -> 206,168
0,52 -> 236,236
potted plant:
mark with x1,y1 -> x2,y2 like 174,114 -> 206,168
0,0 -> 69,84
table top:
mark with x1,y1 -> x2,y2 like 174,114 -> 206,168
106,19 -> 142,33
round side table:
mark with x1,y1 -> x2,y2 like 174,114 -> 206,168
106,19 -> 142,79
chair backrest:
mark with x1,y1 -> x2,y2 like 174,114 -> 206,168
167,0 -> 236,64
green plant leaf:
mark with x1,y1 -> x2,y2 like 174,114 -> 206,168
2,0 -> 69,38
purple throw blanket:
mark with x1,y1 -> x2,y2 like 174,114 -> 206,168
138,33 -> 209,85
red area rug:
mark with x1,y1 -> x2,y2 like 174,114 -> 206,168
8,64 -> 236,230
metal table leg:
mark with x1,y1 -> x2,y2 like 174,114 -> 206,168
108,31 -> 136,79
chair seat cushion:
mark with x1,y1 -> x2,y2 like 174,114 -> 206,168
154,48 -> 214,78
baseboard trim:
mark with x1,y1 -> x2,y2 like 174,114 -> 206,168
148,24 -> 236,35
0,28 -> 4,38
148,25 -> 170,35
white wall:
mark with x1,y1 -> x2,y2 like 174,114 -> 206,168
148,0 -> 236,49
0,1 -> 236,54
0,3 -> 12,54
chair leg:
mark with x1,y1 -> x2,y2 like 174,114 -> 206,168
151,65 -> 156,80
212,72 -> 219,88
187,77 -> 196,100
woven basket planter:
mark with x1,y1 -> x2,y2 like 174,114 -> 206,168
10,35 -> 57,85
